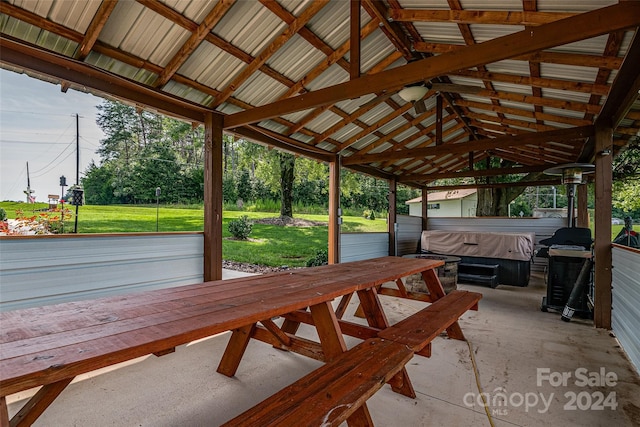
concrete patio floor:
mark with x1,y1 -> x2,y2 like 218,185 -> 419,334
6,269 -> 640,426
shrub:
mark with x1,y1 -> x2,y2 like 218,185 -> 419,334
0,208 -> 6,221
306,249 -> 328,267
228,215 -> 253,240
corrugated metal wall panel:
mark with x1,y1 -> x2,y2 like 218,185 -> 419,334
612,246 -> 640,375
0,234 -> 204,312
340,233 -> 389,263
396,215 -> 422,256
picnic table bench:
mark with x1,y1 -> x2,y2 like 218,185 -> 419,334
0,256 -> 480,427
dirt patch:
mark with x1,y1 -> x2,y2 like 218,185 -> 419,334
253,216 -> 326,227
222,260 -> 301,274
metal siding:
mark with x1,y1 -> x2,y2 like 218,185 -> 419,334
340,233 -> 389,263
469,24 -> 524,43
234,71 -> 289,106
214,1 -> 286,56
396,215 -> 423,256
267,35 -> 325,82
612,246 -> 640,375
0,234 -> 204,311
178,42 -> 246,90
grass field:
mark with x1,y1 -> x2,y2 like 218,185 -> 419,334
0,202 -> 387,267
1,202 -> 628,267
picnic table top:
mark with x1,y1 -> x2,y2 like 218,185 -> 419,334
0,256 -> 443,396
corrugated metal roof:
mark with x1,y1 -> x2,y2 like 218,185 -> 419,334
1,0 -> 637,185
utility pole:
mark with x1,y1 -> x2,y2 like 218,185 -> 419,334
74,114 -> 79,233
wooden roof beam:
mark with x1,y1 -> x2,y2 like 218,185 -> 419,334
0,35 -> 209,123
155,0 -> 236,88
581,31 -> 640,162
450,69 -> 610,96
224,2 -> 640,129
454,99 -> 591,127
398,165 -> 551,183
342,125 -> 594,165
213,0 -> 329,107
389,9 -> 575,25
413,42 -> 624,69
425,179 -> 561,191
227,125 -> 334,163
76,0 -> 118,61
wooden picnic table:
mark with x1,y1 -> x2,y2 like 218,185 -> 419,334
0,256 -> 446,427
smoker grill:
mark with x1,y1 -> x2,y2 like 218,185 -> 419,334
537,227 -> 593,317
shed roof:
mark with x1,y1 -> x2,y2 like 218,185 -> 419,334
405,188 -> 477,204
1,0 -> 638,187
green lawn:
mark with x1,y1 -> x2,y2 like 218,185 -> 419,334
0,202 -> 387,267
2,202 -> 627,267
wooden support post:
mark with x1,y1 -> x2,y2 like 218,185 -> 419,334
388,178 -> 397,256
204,112 -> 223,281
436,93 -> 443,145
594,125 -> 613,329
577,184 -> 589,229
421,187 -> 428,231
328,156 -> 341,264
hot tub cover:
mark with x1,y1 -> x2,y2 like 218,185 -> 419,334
421,230 -> 535,261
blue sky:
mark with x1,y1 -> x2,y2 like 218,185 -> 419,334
0,69 -> 106,202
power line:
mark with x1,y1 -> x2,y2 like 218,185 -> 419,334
30,141 -> 75,177
0,139 -> 77,145
0,110 -> 86,118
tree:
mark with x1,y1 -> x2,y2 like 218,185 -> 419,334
474,158 -> 542,216
279,152 -> 295,218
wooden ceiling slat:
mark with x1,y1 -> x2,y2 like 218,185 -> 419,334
389,9 -> 575,26
454,88 -> 601,114
446,0 -> 506,129
465,111 -> 558,133
342,125 -> 594,165
224,2 -> 640,129
398,165 -> 550,182
454,99 -> 591,127
451,69 -> 610,96
426,179 -> 561,191
413,42 -> 623,70
581,31 -> 625,123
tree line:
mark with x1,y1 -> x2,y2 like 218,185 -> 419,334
82,100 -> 420,216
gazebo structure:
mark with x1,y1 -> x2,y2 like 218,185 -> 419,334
1,0 -> 639,331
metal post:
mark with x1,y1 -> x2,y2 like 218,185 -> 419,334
156,187 -> 161,232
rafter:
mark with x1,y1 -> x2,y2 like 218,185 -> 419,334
224,2 -> 640,129
76,0 -> 118,61
450,69 -> 610,96
155,0 -> 236,88
425,179 -> 561,191
342,125 -> 594,165
453,99 -> 591,127
0,35 -> 208,122
412,42 -> 624,70
398,164 -> 550,182
213,0 -> 329,107
390,9 -> 575,25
